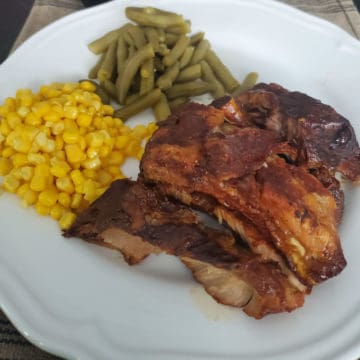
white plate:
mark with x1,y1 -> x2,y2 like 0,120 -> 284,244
1,1 -> 360,359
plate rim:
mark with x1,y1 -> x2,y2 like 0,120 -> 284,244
1,0 -> 360,359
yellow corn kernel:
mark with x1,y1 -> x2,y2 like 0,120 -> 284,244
55,135 -> 64,150
86,132 -> 103,148
2,147 -> 16,158
62,82 -> 78,94
41,139 -> 56,153
4,97 -> 17,110
58,192 -> 71,207
23,189 -> 38,206
79,80 -> 96,92
115,135 -> 130,149
50,158 -> 71,177
43,110 -> 61,123
38,189 -> 58,207
28,153 -> 46,165
17,183 -> 30,198
107,151 -> 124,165
133,124 -> 148,138
24,112 -> 41,127
35,202 -> 50,216
63,129 -> 80,144
19,166 -> 34,181
65,144 -> 85,163
108,165 -> 121,176
83,179 -> 98,202
7,112 -> 22,129
54,150 -> 65,161
71,193 -> 83,209
17,106 -> 30,118
30,175 -> 47,192
99,145 -> 111,158
0,158 -> 12,175
70,169 -> 85,186
32,101 -> 51,117
59,211 -> 76,229
50,203 -> 64,220
56,176 -> 75,193
63,105 -> 78,119
147,122 -> 158,134
34,131 -> 48,148
97,171 -> 112,186
107,127 -> 118,137
125,141 -> 141,157
34,163 -> 50,177
63,118 -> 77,131
86,147 -> 99,159
82,157 -> 101,170
83,168 -> 97,180
0,120 -> 11,136
136,147 -> 144,160
3,174 -> 20,193
76,113 -> 92,127
52,122 -> 65,137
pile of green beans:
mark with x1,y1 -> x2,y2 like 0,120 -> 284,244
87,6 -> 258,121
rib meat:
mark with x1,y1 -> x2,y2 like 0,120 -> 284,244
64,179 -> 305,319
140,102 -> 346,286
213,83 -> 360,182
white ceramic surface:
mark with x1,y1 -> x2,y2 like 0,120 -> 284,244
0,1 -> 360,359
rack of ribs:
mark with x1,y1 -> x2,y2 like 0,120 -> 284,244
140,102 -> 346,287
65,83 -> 358,319
65,179 -> 305,319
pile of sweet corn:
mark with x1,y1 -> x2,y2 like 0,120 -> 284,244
0,81 -> 157,229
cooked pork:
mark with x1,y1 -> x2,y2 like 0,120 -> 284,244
212,83 -> 360,182
140,102 -> 346,286
65,179 -> 306,319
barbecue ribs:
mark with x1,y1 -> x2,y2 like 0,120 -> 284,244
65,179 -> 305,319
212,83 -> 360,182
140,102 -> 346,286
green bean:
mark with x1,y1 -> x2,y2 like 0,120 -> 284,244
88,24 -> 131,54
168,97 -> 189,110
200,60 -> 226,98
176,64 -> 201,83
156,62 -> 180,90
165,81 -> 213,99
204,49 -> 240,93
80,79 -> 110,104
157,43 -> 170,56
101,79 -> 118,100
153,92 -> 171,121
190,39 -> 210,65
179,46 -> 195,69
232,72 -> 259,96
125,7 -> 185,28
116,34 -> 128,78
165,32 -> 179,47
140,57 -> 154,78
114,88 -> 162,121
140,59 -> 154,95
163,35 -> 190,67
156,28 -> 166,43
88,53 -> 105,79
117,43 -> 154,104
143,27 -> 160,52
189,32 -> 205,46
97,41 -> 117,82
126,25 -> 147,49
125,92 -> 141,105
166,20 -> 191,35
